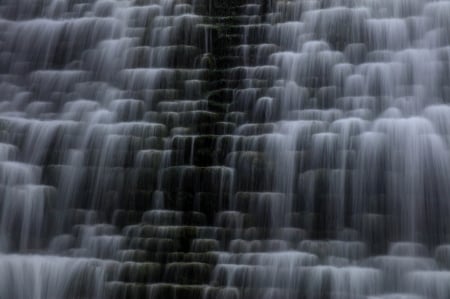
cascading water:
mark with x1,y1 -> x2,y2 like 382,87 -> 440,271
2,0 -> 450,298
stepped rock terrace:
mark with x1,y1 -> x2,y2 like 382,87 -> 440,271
2,0 -> 450,298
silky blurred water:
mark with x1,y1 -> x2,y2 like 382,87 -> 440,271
2,0 -> 450,298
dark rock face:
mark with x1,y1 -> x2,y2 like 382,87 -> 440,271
2,0 -> 450,298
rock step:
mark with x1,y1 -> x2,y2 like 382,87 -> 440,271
155,111 -> 220,128
156,99 -> 209,112
196,122 -> 237,135
155,252 -> 219,264
105,282 -> 206,299
160,166 -> 233,192
110,261 -> 163,283
104,282 -> 431,299
207,78 -> 269,89
163,262 -> 212,284
124,45 -> 203,69
123,225 -> 225,240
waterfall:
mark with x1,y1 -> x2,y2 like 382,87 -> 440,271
2,0 -> 450,298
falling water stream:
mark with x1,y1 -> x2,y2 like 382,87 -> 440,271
1,0 -> 450,298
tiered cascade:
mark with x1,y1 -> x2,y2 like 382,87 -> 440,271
2,0 -> 450,299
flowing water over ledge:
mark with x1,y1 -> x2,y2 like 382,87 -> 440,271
2,0 -> 450,298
